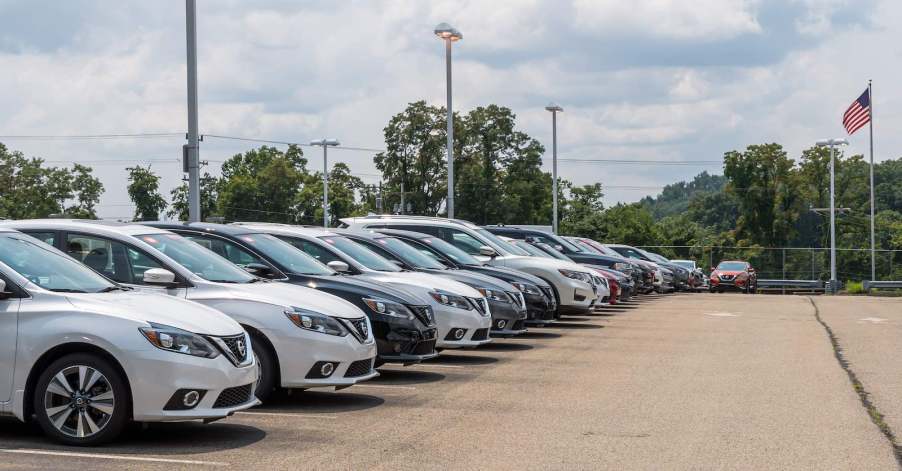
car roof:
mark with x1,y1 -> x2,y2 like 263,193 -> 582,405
340,215 -> 480,230
231,222 -> 339,238
144,221 -> 259,237
0,219 -> 173,238
374,228 -> 433,240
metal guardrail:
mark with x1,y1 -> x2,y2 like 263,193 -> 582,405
757,279 -> 826,293
863,280 -> 902,292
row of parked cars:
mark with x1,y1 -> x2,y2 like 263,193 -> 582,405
0,215 -> 702,446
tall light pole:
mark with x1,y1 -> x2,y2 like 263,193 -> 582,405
185,0 -> 201,222
310,139 -> 340,228
545,103 -> 563,234
434,23 -> 462,219
816,138 -> 849,293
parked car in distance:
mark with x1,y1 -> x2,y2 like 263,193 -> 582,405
234,224 -> 494,349
566,237 -> 656,294
0,228 -> 258,445
603,244 -> 676,293
144,222 -> 439,367
709,260 -> 758,293
375,228 -> 559,325
3,220 -> 378,402
671,259 -> 706,291
338,230 -> 529,336
340,216 -> 597,315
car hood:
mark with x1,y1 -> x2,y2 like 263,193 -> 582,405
502,255 -> 594,274
360,271 -> 483,298
422,268 -> 516,292
467,265 -> 550,288
65,291 -> 243,336
216,281 -> 365,319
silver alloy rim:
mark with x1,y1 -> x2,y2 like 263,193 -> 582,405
254,355 -> 263,394
43,365 -> 115,438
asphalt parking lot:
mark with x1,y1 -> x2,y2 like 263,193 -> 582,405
1,293 -> 901,470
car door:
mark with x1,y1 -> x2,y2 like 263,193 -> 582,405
63,232 -> 189,298
0,272 -> 21,402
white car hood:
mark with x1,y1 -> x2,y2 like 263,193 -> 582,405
220,281 -> 366,320
362,271 -> 483,298
65,291 -> 242,336
502,255 -> 593,274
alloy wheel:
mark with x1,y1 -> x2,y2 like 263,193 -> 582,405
43,365 -> 115,439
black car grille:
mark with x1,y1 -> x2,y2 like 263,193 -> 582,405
410,305 -> 436,326
539,286 -> 556,309
506,291 -> 526,309
343,317 -> 369,343
720,274 -> 735,281
468,297 -> 489,315
344,358 -> 374,378
208,334 -> 249,366
471,328 -> 489,341
408,337 -> 437,355
511,320 -> 525,331
213,384 -> 253,408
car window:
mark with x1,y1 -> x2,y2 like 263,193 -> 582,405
137,233 -> 255,283
23,231 -> 57,246
320,236 -> 400,272
379,238 -> 446,270
125,246 -> 165,283
0,233 -> 115,293
278,236 -> 343,265
433,228 -> 485,255
182,234 -> 265,267
717,262 -> 748,271
383,224 -> 440,237
418,237 -> 481,266
474,229 -> 529,256
66,234 -> 134,283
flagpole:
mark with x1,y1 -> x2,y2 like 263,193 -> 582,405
868,80 -> 876,281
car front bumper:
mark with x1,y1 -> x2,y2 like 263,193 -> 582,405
261,326 -> 379,389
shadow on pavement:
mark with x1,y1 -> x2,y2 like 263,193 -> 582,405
260,389 -> 385,414
0,417 -> 267,455
427,353 -> 499,366
544,322 -> 604,330
477,342 -> 535,352
370,368 -> 447,385
517,331 -> 563,340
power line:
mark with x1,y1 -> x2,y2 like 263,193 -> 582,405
556,158 -> 722,166
0,132 -> 184,140
202,134 -> 385,153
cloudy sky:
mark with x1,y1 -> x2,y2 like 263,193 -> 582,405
1,0 -> 899,219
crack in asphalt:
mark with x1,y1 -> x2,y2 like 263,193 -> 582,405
807,296 -> 902,468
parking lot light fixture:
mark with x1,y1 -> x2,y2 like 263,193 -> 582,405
310,139 -> 341,228
545,103 -> 563,234
435,23 -> 462,219
815,138 -> 849,293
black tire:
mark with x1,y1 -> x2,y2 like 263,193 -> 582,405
33,353 -> 130,446
251,335 -> 277,403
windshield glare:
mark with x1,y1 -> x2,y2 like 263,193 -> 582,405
514,240 -> 554,258
717,262 -> 748,271
138,233 -> 255,283
0,234 -> 115,293
378,238 -> 446,270
421,237 -> 481,266
475,229 -> 530,256
321,236 -> 400,272
241,233 -> 333,275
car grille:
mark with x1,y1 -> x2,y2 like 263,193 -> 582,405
207,334 -> 250,366
468,297 -> 490,316
471,328 -> 489,341
344,358 -> 374,378
342,317 -> 369,343
410,305 -> 436,326
539,286 -> 556,309
408,337 -> 437,355
720,274 -> 735,281
507,291 -> 526,309
511,320 -> 525,331
213,383 -> 253,408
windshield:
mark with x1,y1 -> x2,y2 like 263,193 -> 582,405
536,243 -> 572,261
513,240 -> 554,258
377,237 -> 446,270
420,237 -> 482,266
717,261 -> 749,271
609,246 -> 649,261
475,229 -> 530,256
547,234 -> 582,253
572,239 -> 603,255
0,234 -> 115,293
640,250 -> 670,263
138,233 -> 256,283
240,233 -> 333,275
320,236 -> 400,272
672,260 -> 696,270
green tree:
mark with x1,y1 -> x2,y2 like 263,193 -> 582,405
295,163 -> 366,226
168,173 -> 219,221
64,164 -> 104,218
217,145 -> 308,222
126,165 -> 168,221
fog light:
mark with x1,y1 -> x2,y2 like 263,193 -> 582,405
320,362 -> 335,377
454,328 -> 465,340
497,320 -> 507,329
183,390 -> 201,408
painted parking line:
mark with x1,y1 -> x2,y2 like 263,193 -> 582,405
0,448 -> 228,467
235,411 -> 338,419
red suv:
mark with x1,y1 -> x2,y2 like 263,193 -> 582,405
709,260 -> 757,294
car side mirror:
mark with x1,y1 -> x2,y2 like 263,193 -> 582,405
0,279 -> 11,300
478,246 -> 497,258
327,260 -> 351,273
143,268 -> 179,288
244,262 -> 277,279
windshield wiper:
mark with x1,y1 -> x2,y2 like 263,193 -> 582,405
49,288 -> 89,293
98,286 -> 132,292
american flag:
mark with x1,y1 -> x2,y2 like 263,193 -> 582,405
843,89 -> 871,135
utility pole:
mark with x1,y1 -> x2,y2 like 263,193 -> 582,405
545,103 -> 563,234
185,0 -> 200,222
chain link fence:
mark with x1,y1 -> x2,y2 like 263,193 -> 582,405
636,246 -> 902,283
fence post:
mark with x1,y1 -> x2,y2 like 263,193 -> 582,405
782,248 -> 786,295
811,250 -> 815,281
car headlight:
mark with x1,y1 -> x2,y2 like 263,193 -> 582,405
559,269 -> 592,283
511,282 -> 542,295
284,308 -> 348,336
363,297 -> 414,320
429,290 -> 473,311
139,323 -> 220,359
613,262 -> 628,271
476,287 -> 510,303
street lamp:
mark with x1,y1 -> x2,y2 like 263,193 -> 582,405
816,138 -> 849,293
545,103 -> 563,234
310,138 -> 340,228
434,22 -> 462,219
